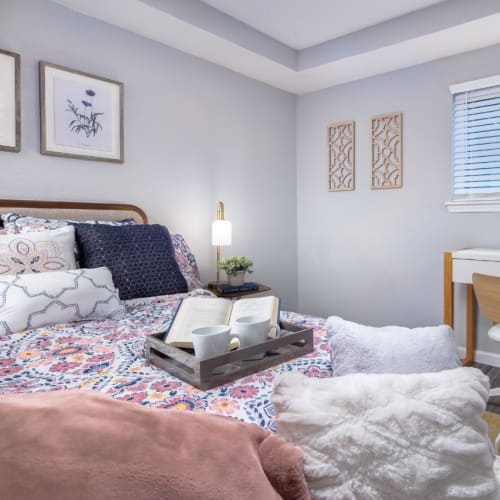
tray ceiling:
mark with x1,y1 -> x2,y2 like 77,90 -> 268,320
200,0 -> 446,49
51,0 -> 500,94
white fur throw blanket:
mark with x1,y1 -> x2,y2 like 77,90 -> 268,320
327,316 -> 461,376
272,368 -> 497,500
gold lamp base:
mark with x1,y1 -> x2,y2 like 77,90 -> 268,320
216,242 -> 221,283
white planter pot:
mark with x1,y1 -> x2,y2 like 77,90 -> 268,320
227,270 -> 246,286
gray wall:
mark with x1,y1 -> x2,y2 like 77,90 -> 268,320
0,0 -> 298,310
296,44 -> 500,355
3,0 -> 500,356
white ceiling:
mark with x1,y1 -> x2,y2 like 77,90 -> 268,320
200,0 -> 447,49
51,0 -> 500,94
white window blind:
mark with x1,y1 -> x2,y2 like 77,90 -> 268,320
450,76 -> 500,207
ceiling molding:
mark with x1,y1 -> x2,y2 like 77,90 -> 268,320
50,0 -> 500,95
295,12 -> 500,94
298,0 -> 500,70
141,0 -> 296,69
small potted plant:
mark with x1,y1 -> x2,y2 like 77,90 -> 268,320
219,256 -> 253,286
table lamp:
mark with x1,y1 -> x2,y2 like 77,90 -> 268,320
211,201 -> 232,284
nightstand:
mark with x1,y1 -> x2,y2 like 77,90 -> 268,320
205,283 -> 271,299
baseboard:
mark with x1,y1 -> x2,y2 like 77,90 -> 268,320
458,347 -> 500,368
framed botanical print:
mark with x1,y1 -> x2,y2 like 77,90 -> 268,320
39,62 -> 123,163
0,48 -> 21,152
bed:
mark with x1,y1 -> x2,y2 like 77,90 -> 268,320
2,199 -> 500,500
0,199 -> 330,432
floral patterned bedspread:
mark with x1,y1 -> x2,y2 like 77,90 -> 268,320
0,290 -> 330,432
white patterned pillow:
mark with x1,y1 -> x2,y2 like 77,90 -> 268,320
0,226 -> 77,276
272,368 -> 497,500
0,267 -> 125,334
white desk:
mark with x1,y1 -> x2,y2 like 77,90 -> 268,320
444,248 -> 500,365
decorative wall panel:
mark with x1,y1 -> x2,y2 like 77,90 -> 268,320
327,121 -> 355,191
371,112 -> 402,189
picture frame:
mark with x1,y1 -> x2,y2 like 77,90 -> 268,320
0,48 -> 21,153
39,61 -> 123,163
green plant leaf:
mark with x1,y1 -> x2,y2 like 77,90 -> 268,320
219,256 -> 254,274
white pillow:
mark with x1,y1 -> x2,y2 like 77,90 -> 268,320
327,316 -> 461,376
272,368 -> 497,500
0,226 -> 77,275
0,267 -> 125,334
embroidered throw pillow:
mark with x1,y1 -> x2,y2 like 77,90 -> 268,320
0,226 -> 77,276
272,368 -> 497,500
0,267 -> 125,334
326,316 -> 461,376
171,234 -> 202,290
1,213 -> 136,233
75,224 -> 187,300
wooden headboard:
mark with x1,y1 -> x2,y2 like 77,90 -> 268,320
0,199 -> 148,224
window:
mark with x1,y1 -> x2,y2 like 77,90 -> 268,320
447,75 -> 500,212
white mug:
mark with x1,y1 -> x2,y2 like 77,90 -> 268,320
233,314 -> 280,348
191,325 -> 240,360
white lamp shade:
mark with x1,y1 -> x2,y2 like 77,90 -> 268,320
212,220 -> 232,246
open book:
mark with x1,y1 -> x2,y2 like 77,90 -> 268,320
164,296 -> 280,348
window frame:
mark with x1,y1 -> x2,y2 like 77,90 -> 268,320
446,74 -> 500,213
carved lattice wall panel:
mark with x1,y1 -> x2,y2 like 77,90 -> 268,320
371,112 -> 402,189
327,121 -> 355,192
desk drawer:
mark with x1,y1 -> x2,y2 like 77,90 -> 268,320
452,259 -> 500,284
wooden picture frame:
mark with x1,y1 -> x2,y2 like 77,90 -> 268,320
39,61 -> 124,163
0,48 -> 21,153
371,112 -> 402,189
327,120 -> 355,191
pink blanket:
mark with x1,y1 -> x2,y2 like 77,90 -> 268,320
0,390 -> 310,500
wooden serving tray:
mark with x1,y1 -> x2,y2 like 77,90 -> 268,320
144,321 -> 314,390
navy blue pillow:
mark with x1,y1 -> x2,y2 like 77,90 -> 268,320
75,224 -> 187,300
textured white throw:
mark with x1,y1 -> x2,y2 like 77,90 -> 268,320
272,368 -> 497,500
327,316 -> 461,376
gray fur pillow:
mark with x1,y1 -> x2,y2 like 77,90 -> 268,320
327,316 -> 461,376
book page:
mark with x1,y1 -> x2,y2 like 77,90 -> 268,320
229,296 -> 280,338
166,297 -> 232,347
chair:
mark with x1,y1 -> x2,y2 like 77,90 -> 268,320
472,273 -> 500,453
472,273 -> 500,399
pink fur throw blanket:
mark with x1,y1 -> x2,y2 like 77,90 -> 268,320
0,390 -> 310,500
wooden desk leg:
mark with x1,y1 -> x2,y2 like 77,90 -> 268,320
444,252 -> 453,328
462,284 -> 475,366
444,252 -> 473,365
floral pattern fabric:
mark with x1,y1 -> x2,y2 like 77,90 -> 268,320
0,213 -> 136,233
0,291 -> 330,432
171,234 -> 202,290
